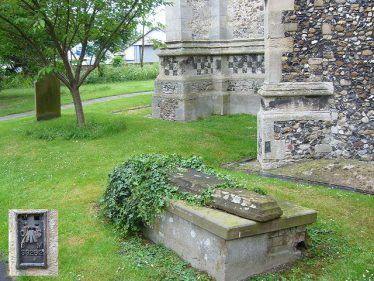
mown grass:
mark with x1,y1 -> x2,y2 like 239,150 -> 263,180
0,94 -> 373,281
0,80 -> 154,117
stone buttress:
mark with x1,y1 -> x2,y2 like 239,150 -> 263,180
152,0 -> 265,121
258,0 -> 373,169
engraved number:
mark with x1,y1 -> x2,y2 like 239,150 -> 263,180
21,249 -> 44,256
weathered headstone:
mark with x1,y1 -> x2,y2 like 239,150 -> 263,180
169,168 -> 283,222
35,74 -> 61,121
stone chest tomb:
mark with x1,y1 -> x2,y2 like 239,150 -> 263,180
143,169 -> 317,281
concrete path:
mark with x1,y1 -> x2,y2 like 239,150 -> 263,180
0,91 -> 152,122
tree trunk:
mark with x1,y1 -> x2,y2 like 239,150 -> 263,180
140,22 -> 145,68
71,86 -> 85,128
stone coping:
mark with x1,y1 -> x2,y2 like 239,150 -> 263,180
159,48 -> 264,56
167,200 -> 317,240
9,209 -> 49,214
166,38 -> 264,46
153,90 -> 260,99
258,110 -> 333,121
159,39 -> 264,56
259,82 -> 334,97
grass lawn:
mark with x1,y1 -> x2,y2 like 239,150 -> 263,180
0,80 -> 154,117
0,95 -> 373,281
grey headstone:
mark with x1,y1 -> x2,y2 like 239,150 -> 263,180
35,74 -> 61,121
169,168 -> 283,222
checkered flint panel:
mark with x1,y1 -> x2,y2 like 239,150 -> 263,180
192,56 -> 215,75
162,56 -> 179,76
228,54 -> 265,74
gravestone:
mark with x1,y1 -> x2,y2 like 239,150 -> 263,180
35,74 -> 61,121
144,169 -> 317,281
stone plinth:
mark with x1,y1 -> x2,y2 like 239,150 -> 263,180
35,74 -> 61,121
144,200 -> 317,281
8,210 -> 58,276
258,82 -> 335,169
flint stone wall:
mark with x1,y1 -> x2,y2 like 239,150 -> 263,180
227,0 -> 264,39
281,0 -> 374,161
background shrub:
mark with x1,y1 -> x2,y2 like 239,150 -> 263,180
1,74 -> 33,89
0,63 -> 159,91
85,63 -> 159,84
112,56 -> 124,67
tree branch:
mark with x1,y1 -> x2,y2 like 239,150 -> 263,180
0,14 -> 49,65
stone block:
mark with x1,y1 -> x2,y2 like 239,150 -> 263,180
144,200 -> 317,281
169,169 -> 283,222
9,210 -> 58,276
35,74 -> 61,121
169,168 -> 225,195
212,188 -> 283,222
322,23 -> 332,35
315,144 -> 332,154
152,19 -> 265,121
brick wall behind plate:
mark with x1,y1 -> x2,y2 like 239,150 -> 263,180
282,0 -> 373,161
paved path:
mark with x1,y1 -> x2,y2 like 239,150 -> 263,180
0,261 -> 12,281
0,91 -> 152,122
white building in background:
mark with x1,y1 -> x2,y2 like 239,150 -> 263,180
123,29 -> 166,64
69,29 -> 166,65
68,44 -> 113,66
69,7 -> 166,65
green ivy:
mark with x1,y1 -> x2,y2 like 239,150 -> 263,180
102,154 -> 263,235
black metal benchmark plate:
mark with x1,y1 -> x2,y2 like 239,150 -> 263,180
16,211 -> 47,269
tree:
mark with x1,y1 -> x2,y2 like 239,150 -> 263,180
140,16 -> 145,68
138,10 -> 164,68
0,0 -> 164,127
